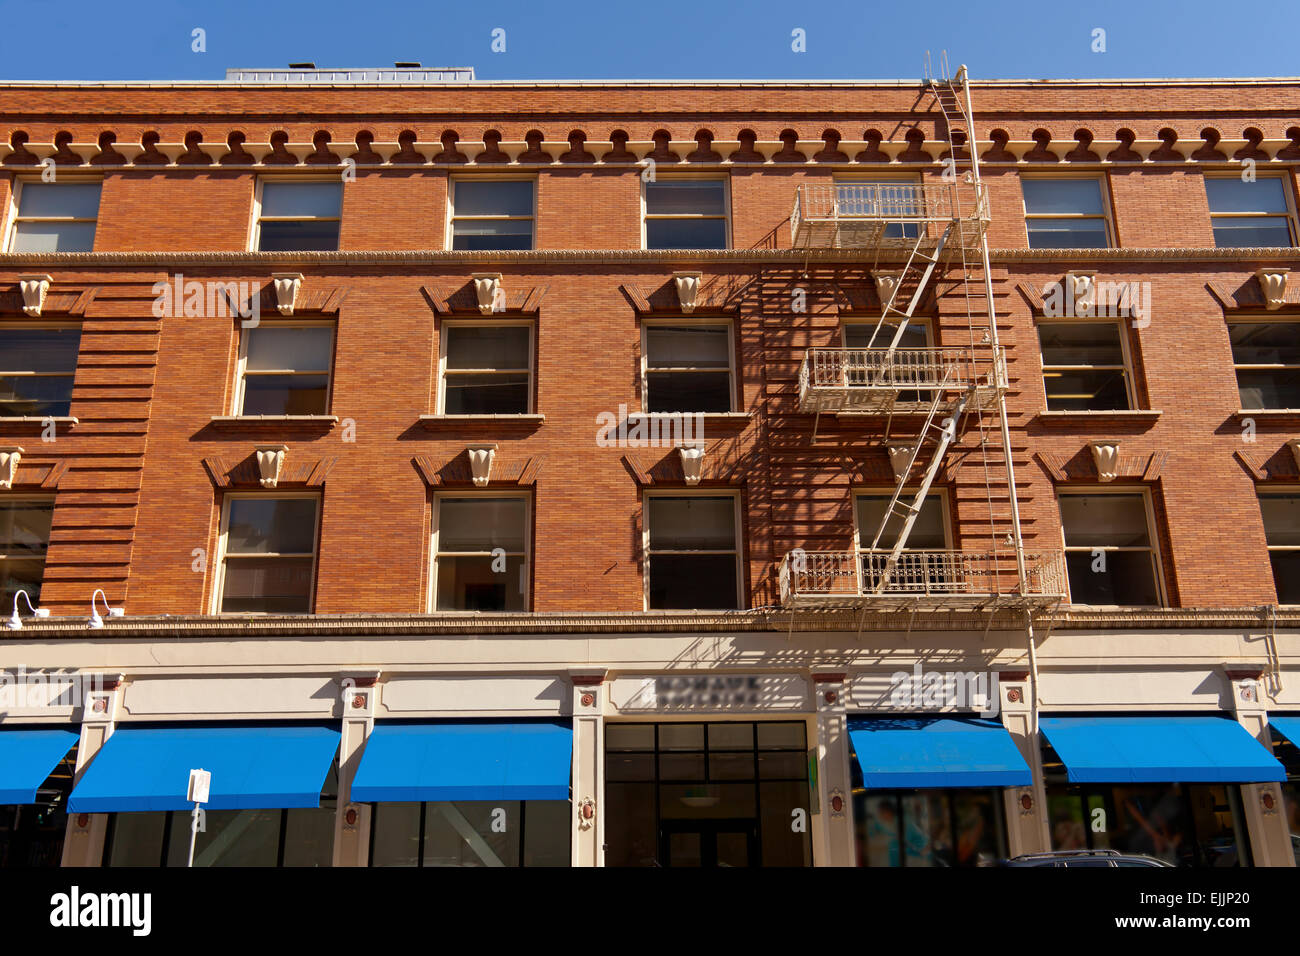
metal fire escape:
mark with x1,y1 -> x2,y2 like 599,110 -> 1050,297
780,61 -> 1066,611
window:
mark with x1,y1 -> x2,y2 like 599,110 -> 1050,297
0,499 -> 54,609
834,176 -> 922,239
8,181 -> 100,252
644,179 -> 729,250
644,495 -> 741,610
236,323 -> 333,415
255,181 -> 342,251
432,496 -> 529,611
1229,320 -> 1300,409
1259,493 -> 1300,604
370,798 -> 569,867
1021,178 -> 1111,249
855,491 -> 951,591
1206,176 -> 1296,248
439,323 -> 532,415
1037,322 -> 1133,411
216,496 -> 320,613
449,179 -> 534,250
643,323 -> 733,413
1059,492 -> 1161,606
0,325 -> 81,417
842,321 -> 929,352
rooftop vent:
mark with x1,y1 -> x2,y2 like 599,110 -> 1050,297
224,66 -> 475,83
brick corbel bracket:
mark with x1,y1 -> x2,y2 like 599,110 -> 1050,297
413,451 -> 544,486
422,281 -> 548,315
621,277 -> 744,315
0,447 -> 68,490
1234,440 -> 1300,482
1208,273 -> 1300,312
1035,446 -> 1167,483
3,277 -> 97,318
203,449 -> 337,488
250,280 -> 348,317
622,445 -> 742,486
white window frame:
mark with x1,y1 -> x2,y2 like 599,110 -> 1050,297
1204,171 -> 1298,247
446,175 -> 537,251
1020,175 -> 1115,248
428,491 -> 532,612
1258,488 -> 1300,606
641,489 -> 744,611
1036,318 -> 1137,412
0,320 -> 82,419
1227,315 -> 1300,411
1057,486 -> 1165,607
211,491 -> 322,615
0,494 -> 56,602
250,176 -> 343,252
437,318 -> 535,415
639,316 -> 737,414
641,174 -> 732,250
5,177 -> 103,253
234,319 -> 335,416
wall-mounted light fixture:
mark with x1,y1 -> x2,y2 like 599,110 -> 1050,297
88,589 -> 124,629
7,589 -> 48,630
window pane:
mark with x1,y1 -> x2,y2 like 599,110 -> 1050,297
856,494 -> 946,549
1212,218 -> 1294,248
0,375 -> 77,417
423,801 -> 520,867
658,724 -> 705,751
1270,552 -> 1300,604
660,753 -> 707,780
444,373 -> 530,414
646,370 -> 731,413
241,374 -> 330,415
370,802 -> 422,867
1231,323 -> 1300,366
257,220 -> 340,252
0,558 -> 47,609
760,780 -> 813,866
1026,218 -> 1109,249
226,498 -> 319,554
453,180 -> 534,218
435,554 -> 527,611
646,218 -> 728,250
647,326 -> 730,368
1206,177 -> 1289,214
647,497 -> 736,549
260,181 -> 343,218
245,326 -> 333,372
645,181 -> 727,216
647,553 -> 739,609
1066,549 -> 1160,605
17,183 -> 101,219
282,807 -> 335,867
11,221 -> 97,253
220,556 -> 315,613
450,223 -> 534,250
521,800 -> 571,867
606,723 -> 656,751
843,324 -> 928,350
708,723 -> 754,750
1261,495 -> 1300,546
1060,494 -> 1151,548
606,752 -> 656,781
756,722 -> 805,750
757,750 -> 806,778
0,500 -> 54,555
107,813 -> 167,867
1236,370 -> 1300,409
438,498 -> 527,551
1022,179 -> 1106,216
445,326 -> 530,370
1038,322 -> 1124,367
1043,369 -> 1130,411
0,328 -> 82,376
166,809 -> 281,866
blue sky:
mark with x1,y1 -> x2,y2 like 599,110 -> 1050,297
1,0 -> 1297,82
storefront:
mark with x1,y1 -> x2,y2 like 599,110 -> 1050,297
1040,715 -> 1285,866
845,716 -> 1028,867
1267,716 -> 1300,866
0,727 -> 78,867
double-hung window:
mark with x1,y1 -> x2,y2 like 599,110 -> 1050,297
1022,178 -> 1112,249
643,322 -> 734,413
1059,492 -> 1161,606
255,181 -> 342,251
0,499 -> 54,608
236,323 -> 333,415
644,495 -> 741,610
439,323 -> 533,415
1037,322 -> 1133,411
1229,320 -> 1300,409
644,179 -> 729,250
449,179 -> 535,250
216,496 -> 320,613
1205,176 -> 1296,248
1259,493 -> 1300,604
432,496 -> 529,611
8,181 -> 101,252
0,325 -> 81,418
854,491 -> 951,591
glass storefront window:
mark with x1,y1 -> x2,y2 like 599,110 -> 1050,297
368,799 -> 569,867
0,742 -> 75,868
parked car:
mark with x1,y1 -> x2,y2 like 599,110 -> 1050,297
999,849 -> 1174,867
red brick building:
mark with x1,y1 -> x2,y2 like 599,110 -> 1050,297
0,66 -> 1298,868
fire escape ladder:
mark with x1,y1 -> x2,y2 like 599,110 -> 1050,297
865,220 -> 954,359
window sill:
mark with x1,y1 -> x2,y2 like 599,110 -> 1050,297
417,414 -> 546,432
631,411 -> 751,422
208,415 -> 339,431
1233,409 -> 1300,424
1035,409 -> 1163,428
0,415 -> 79,430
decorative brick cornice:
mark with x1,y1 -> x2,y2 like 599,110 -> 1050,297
412,453 -> 544,486
203,453 -> 337,488
1036,448 -> 1167,483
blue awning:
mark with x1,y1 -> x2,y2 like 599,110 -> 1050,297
68,724 -> 340,812
848,717 -> 1033,789
351,720 -> 572,802
0,728 -> 79,804
1040,716 -> 1286,784
1270,716 -> 1300,749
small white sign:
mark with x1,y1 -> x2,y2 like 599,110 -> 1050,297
187,768 -> 211,805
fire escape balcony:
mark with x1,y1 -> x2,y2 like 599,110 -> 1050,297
790,182 -> 990,252
778,549 -> 1067,611
798,346 -> 1006,415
